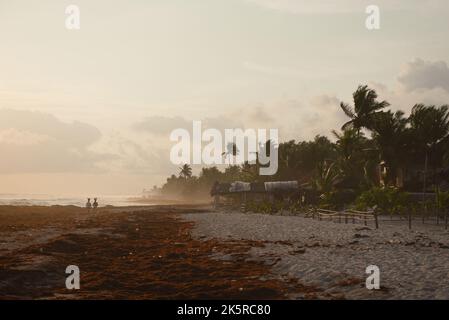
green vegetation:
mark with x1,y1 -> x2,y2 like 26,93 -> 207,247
355,187 -> 409,214
161,85 -> 449,211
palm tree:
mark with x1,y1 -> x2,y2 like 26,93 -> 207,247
178,164 -> 192,179
222,142 -> 239,165
340,85 -> 390,133
370,110 -> 408,186
332,128 -> 371,188
312,161 -> 342,195
409,104 -> 449,191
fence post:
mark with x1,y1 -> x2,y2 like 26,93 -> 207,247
445,208 -> 448,230
436,206 -> 440,225
422,204 -> 425,224
408,208 -> 412,230
374,212 -> 379,230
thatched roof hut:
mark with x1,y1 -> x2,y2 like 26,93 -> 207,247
211,180 -> 299,196
264,181 -> 298,193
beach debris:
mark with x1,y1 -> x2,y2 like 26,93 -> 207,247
355,227 -> 371,232
306,242 -> 321,248
353,233 -> 369,239
291,248 -> 306,254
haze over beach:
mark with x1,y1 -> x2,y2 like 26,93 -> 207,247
1,0 -> 449,304
1,0 -> 449,195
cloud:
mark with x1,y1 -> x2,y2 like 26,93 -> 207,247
0,128 -> 51,146
96,131 -> 177,176
366,58 -> 449,114
370,82 -> 449,115
132,115 -> 244,136
291,94 -> 346,139
248,106 -> 275,124
0,109 -> 114,173
244,0 -> 448,14
133,116 -> 192,136
397,58 -> 449,93
242,61 -> 304,78
244,0 -> 363,14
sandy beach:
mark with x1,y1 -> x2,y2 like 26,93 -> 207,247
1,205 -> 449,300
184,211 -> 449,299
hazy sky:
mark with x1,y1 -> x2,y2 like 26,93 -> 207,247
1,0 -> 449,195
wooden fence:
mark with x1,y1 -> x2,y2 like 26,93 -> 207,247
312,208 -> 379,229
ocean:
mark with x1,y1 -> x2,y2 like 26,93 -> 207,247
0,194 -> 139,207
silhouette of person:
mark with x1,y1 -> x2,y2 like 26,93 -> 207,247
93,198 -> 98,210
86,198 -> 92,212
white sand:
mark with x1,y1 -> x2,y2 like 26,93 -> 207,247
183,212 -> 449,299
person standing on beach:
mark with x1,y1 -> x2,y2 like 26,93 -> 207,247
93,198 -> 98,210
86,198 -> 92,212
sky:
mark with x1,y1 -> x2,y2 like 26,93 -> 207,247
0,0 -> 449,195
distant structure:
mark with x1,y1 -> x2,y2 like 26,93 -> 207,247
211,180 -> 317,209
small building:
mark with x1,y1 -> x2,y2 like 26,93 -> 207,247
211,180 -> 300,208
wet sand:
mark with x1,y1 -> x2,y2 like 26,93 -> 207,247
0,205 -> 319,299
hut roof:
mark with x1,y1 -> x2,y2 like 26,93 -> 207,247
250,182 -> 266,193
264,181 -> 298,193
229,181 -> 251,193
211,180 -> 300,196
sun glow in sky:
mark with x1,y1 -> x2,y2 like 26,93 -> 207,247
1,0 -> 449,195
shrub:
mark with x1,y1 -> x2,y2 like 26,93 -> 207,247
319,189 -> 358,210
355,187 -> 409,214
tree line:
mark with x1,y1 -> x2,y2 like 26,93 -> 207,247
160,85 -> 449,206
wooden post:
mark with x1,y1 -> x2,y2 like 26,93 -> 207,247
408,209 -> 412,230
436,206 -> 440,225
436,187 -> 440,225
422,204 -> 425,224
374,212 -> 379,230
364,215 -> 367,226
445,208 -> 448,230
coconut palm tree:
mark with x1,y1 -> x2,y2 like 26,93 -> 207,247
370,110 -> 409,186
313,161 -> 340,193
222,142 -> 239,165
408,104 -> 449,191
178,164 -> 192,179
332,128 -> 371,189
340,85 -> 390,133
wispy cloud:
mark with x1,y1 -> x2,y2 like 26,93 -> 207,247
244,0 -> 447,14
